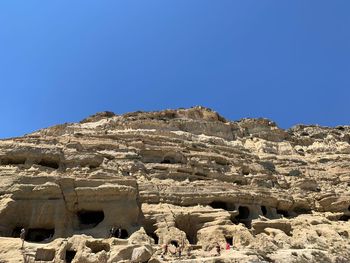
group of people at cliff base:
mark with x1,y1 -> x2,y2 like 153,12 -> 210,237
160,243 -> 184,259
212,241 -> 234,256
109,226 -> 123,238
160,239 -> 234,259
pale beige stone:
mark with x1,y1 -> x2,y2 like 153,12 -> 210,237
0,107 -> 349,262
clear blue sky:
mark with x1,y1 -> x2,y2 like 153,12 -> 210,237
1,1 -> 349,138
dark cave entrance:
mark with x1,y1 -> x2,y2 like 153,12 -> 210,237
339,215 -> 350,221
38,159 -> 59,169
161,159 -> 172,164
170,240 -> 179,247
150,232 -> 159,244
225,236 -> 233,246
77,210 -> 104,229
209,201 -> 227,210
65,250 -> 76,263
26,228 -> 55,242
120,229 -> 128,239
175,214 -> 199,245
241,166 -> 250,175
209,201 -> 236,211
277,209 -> 290,218
161,153 -> 183,164
261,206 -> 267,216
143,218 -> 159,244
237,206 -> 250,219
236,206 -> 251,228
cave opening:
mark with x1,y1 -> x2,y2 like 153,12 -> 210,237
38,159 -> 59,169
65,250 -> 76,263
348,205 -> 350,211
241,166 -> 250,175
209,201 -> 227,210
89,164 -> 99,169
120,229 -> 129,239
261,206 -> 267,216
339,215 -> 350,221
225,236 -> 233,246
237,206 -> 250,219
77,210 -> 104,229
160,153 -> 184,164
235,206 -> 251,228
277,209 -> 290,218
150,233 -> 159,244
209,201 -> 236,211
26,228 -> 55,242
175,214 -> 199,245
143,218 -> 159,244
170,240 -> 179,247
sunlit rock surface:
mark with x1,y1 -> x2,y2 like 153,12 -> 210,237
0,106 -> 349,262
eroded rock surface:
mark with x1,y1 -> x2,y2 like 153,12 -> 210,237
0,106 -> 349,262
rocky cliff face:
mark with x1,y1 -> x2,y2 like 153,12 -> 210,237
0,106 -> 349,263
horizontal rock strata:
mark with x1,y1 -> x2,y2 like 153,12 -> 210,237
0,106 -> 349,262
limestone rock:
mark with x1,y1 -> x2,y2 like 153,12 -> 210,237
0,106 -> 349,262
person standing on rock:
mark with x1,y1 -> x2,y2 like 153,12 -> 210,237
20,228 -> 25,249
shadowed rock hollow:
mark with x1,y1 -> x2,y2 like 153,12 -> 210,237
0,106 -> 349,262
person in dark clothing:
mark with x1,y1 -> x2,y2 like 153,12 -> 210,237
109,226 -> 116,238
115,226 -> 122,238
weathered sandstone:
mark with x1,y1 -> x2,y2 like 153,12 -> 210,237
0,106 -> 349,262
